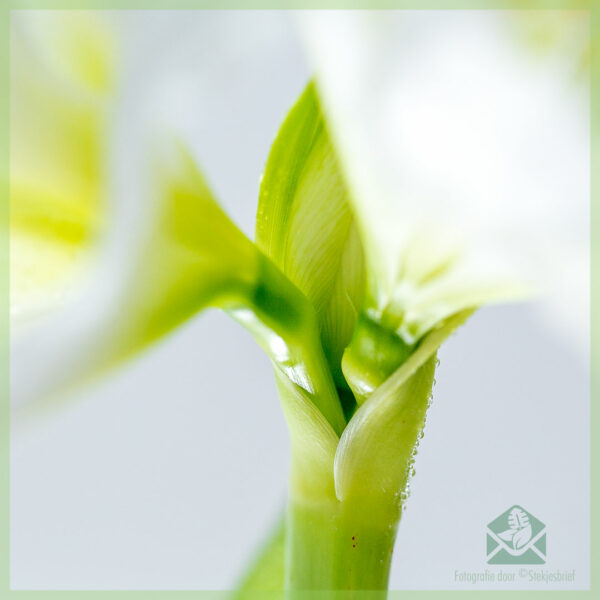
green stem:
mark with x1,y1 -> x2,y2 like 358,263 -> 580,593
285,497 -> 397,597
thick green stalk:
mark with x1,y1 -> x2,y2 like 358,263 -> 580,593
226,251 -> 458,596
285,496 -> 397,597
281,315 -> 449,595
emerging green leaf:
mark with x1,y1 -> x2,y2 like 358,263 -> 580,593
256,82 -> 365,395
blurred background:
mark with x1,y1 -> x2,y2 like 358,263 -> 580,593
10,10 -> 590,590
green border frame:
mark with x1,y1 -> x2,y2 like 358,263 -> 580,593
1,1 -> 595,597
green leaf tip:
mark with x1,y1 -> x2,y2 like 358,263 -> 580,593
256,81 -> 366,393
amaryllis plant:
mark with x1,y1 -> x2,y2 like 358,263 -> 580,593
10,10 -> 588,596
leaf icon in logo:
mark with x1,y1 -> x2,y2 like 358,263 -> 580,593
497,507 -> 533,550
508,507 -> 530,530
497,529 -> 516,542
513,523 -> 532,549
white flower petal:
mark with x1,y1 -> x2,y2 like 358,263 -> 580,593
298,10 -> 589,352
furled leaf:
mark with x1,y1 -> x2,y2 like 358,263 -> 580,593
273,368 -> 339,500
334,310 -> 474,512
229,294 -> 346,436
335,355 -> 436,522
256,82 -> 365,391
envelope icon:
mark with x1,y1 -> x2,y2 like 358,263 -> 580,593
486,505 -> 546,564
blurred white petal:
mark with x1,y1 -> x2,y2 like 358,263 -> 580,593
10,11 -> 114,325
10,11 -> 308,410
298,10 -> 589,354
